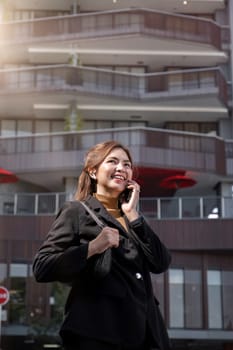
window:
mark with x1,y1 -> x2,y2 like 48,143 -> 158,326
3,202 -> 14,214
151,273 -> 164,317
169,269 -> 184,327
222,271 -> 233,330
17,120 -> 32,136
9,264 -> 28,325
169,269 -> 203,329
184,270 -> 202,328
0,263 -> 7,284
1,120 -> 16,136
207,270 -> 233,330
207,270 -> 222,329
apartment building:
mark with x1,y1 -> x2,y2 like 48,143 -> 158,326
0,0 -> 232,349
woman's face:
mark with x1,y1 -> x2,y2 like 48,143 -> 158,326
94,148 -> 133,197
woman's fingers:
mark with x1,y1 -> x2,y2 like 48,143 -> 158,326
99,227 -> 119,248
88,227 -> 119,258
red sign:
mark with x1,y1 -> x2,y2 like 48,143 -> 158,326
0,286 -> 10,306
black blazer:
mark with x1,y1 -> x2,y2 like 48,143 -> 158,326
33,195 -> 171,349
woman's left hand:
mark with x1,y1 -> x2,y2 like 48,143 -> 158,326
121,180 -> 140,222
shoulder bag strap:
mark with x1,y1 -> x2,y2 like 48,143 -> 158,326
80,201 -> 105,229
79,201 -> 112,279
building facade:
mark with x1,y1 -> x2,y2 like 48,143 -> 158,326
0,1 -> 233,349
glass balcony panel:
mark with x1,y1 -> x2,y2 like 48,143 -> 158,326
52,134 -> 65,151
34,135 -> 50,152
168,72 -> 182,91
19,70 -> 34,89
95,132 -> 113,144
139,198 -> 158,218
200,71 -> 215,88
130,130 -> 145,146
1,193 -> 15,215
203,197 -> 221,218
59,193 -> 68,208
183,72 -> 199,89
81,134 -> 96,149
36,71 -> 53,89
96,14 -> 112,30
113,130 -> 131,145
160,198 -> 179,218
38,194 -> 56,214
81,15 -> 95,31
114,70 -> 131,96
16,137 -> 32,153
17,194 -> 35,214
115,13 -> 129,26
223,197 -> 233,218
96,71 -> 113,93
82,70 -> 97,91
182,197 -> 200,218
0,138 -> 16,153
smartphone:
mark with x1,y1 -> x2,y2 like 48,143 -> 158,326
120,188 -> 133,203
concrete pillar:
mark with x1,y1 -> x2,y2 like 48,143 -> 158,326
65,101 -> 82,131
64,177 -> 77,198
71,0 -> 80,14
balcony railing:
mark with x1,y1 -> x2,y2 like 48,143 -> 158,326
0,127 -> 227,175
0,192 -> 232,219
0,65 -> 227,104
0,9 -> 224,49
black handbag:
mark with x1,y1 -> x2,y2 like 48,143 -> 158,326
80,201 -> 112,279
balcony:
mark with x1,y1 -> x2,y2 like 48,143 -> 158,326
0,66 -> 228,115
0,128 -> 228,180
0,9 -> 225,50
0,193 -> 232,252
0,192 -> 232,219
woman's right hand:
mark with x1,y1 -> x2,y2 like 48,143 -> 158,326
87,226 -> 120,258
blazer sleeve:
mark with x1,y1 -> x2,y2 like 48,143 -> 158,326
33,201 -> 89,283
128,216 -> 171,274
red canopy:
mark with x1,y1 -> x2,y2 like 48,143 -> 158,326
0,168 -> 18,183
159,175 -> 196,190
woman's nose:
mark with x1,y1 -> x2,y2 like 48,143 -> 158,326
116,162 -> 125,171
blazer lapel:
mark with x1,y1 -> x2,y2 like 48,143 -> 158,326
85,195 -> 128,238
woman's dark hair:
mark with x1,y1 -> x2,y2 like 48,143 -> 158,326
74,140 -> 133,201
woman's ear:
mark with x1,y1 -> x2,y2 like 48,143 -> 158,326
89,170 -> 96,179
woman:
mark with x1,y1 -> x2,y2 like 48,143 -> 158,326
33,140 -> 172,350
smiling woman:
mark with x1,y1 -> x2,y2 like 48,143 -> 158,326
33,140 -> 172,350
